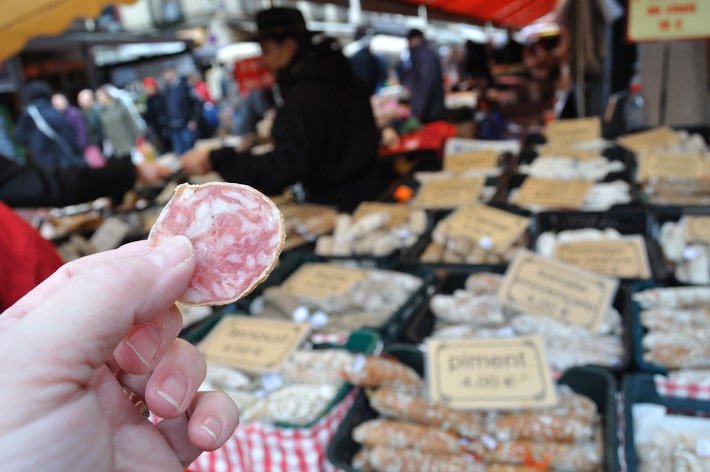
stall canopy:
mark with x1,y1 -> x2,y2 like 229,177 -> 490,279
402,0 -> 558,28
0,0 -> 136,61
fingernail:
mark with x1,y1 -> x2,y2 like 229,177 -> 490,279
145,236 -> 193,269
200,416 -> 222,444
125,324 -> 162,367
157,372 -> 188,411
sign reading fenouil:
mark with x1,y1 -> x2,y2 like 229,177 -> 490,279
628,0 -> 710,42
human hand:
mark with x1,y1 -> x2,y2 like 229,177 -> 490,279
0,237 -> 239,470
136,161 -> 172,184
180,147 -> 213,176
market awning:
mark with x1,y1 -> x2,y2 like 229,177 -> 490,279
401,0 -> 558,28
0,0 -> 136,61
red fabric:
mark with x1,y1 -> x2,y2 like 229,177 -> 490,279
0,203 -> 63,311
402,0 -> 556,28
379,121 -> 457,157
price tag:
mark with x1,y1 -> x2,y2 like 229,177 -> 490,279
282,263 -> 366,300
411,177 -> 485,209
617,126 -> 680,154
637,152 -> 705,181
427,336 -> 557,410
444,205 -> 530,253
200,316 -> 309,372
553,236 -> 652,279
89,217 -> 131,252
513,178 -> 592,209
544,117 -> 601,145
537,145 -> 601,161
353,202 -> 411,229
443,150 -> 499,172
686,216 -> 710,243
498,251 -> 618,332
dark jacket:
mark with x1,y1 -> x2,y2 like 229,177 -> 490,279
145,93 -> 169,142
350,46 -> 388,96
408,42 -> 446,122
209,38 -> 384,212
0,155 -> 135,207
164,78 -> 201,129
83,105 -> 104,147
15,99 -> 84,168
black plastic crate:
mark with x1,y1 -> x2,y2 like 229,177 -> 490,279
530,208 -> 669,282
623,373 -> 710,472
328,344 -> 618,472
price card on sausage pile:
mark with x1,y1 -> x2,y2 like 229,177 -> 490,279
544,117 -> 600,146
636,152 -> 706,182
686,216 -> 710,243
200,316 -> 310,372
353,202 -> 411,228
553,235 -> 652,279
411,177 -> 485,209
445,205 -> 530,253
513,178 -> 592,209
282,263 -> 365,300
427,336 -> 557,410
617,126 -> 680,154
537,145 -> 600,162
498,251 -> 618,332
443,149 -> 499,172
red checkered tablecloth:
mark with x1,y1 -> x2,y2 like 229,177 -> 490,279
654,375 -> 710,401
187,390 -> 357,472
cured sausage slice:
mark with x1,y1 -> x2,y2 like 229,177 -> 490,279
149,182 -> 284,305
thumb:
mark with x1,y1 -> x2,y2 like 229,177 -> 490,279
13,236 -> 196,374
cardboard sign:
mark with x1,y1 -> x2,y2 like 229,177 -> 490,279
544,117 -> 601,145
282,263 -> 366,300
411,177 -> 485,209
353,202 -> 411,229
553,236 -> 652,279
513,178 -> 592,209
537,145 -> 601,161
428,336 -> 557,410
617,127 -> 680,154
444,205 -> 530,253
686,216 -> 710,243
637,152 -> 705,181
200,316 -> 309,372
628,0 -> 710,42
498,251 -> 618,332
443,150 -> 499,172
89,217 -> 131,252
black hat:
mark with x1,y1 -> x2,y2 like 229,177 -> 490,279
251,7 -> 315,41
406,28 -> 425,40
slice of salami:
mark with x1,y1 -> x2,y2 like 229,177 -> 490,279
149,182 -> 284,306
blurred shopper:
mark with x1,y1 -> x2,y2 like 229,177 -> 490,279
77,89 -> 106,167
406,29 -> 446,123
350,25 -> 388,96
142,77 -> 169,152
181,7 -> 383,212
51,93 -> 89,152
464,40 -> 493,87
233,88 -> 275,136
103,83 -> 147,132
15,81 -> 84,168
96,86 -> 141,160
162,65 -> 201,154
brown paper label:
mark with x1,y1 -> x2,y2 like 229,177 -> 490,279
428,336 -> 557,410
444,205 -> 530,253
513,178 -> 592,209
553,236 -> 652,279
686,216 -> 710,243
639,152 -> 705,180
544,117 -> 601,145
443,150 -> 499,172
282,263 -> 366,299
200,315 -> 309,372
353,202 -> 411,229
537,145 -> 601,161
498,251 -> 618,332
89,217 -> 131,252
412,177 -> 485,209
617,126 -> 680,154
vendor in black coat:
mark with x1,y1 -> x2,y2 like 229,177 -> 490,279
181,7 -> 384,212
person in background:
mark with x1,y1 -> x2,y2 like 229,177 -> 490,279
162,65 -> 201,154
464,40 -> 493,88
142,77 -> 169,153
77,89 -> 104,150
96,86 -> 142,161
15,81 -> 84,168
233,88 -> 275,136
181,7 -> 383,212
350,25 -> 388,96
103,83 -> 147,133
52,93 -> 89,153
406,29 -> 446,123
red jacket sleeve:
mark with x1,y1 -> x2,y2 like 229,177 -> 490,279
0,203 -> 63,311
